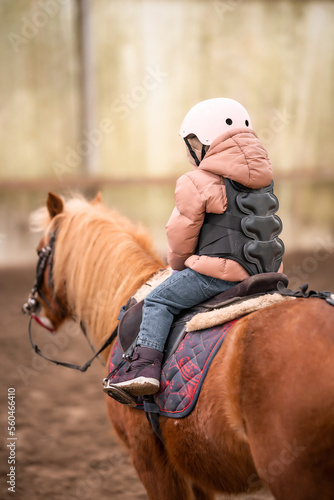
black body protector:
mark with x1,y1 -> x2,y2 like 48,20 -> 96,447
196,179 -> 284,275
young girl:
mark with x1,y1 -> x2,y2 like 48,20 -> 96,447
104,98 -> 284,402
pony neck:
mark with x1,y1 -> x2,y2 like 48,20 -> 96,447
52,201 -> 164,360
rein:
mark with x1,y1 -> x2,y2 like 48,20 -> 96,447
28,317 -> 117,372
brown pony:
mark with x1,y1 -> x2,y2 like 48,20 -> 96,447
24,192 -> 334,500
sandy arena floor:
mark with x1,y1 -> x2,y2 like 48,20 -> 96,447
0,251 -> 333,499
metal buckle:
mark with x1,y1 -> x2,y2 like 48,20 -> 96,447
22,293 -> 39,315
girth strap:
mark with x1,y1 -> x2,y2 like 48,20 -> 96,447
143,395 -> 164,444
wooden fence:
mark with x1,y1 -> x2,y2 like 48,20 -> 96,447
0,0 -> 333,264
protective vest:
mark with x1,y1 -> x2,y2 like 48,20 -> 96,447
196,179 -> 284,275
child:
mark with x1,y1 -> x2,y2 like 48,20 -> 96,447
104,98 -> 284,402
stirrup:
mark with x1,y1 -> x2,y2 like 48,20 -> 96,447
103,383 -> 137,407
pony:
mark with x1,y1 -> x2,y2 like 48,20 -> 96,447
23,191 -> 334,500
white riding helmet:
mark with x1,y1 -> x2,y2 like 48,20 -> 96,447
180,98 -> 252,145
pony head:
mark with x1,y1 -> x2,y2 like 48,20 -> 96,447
22,192 -> 79,332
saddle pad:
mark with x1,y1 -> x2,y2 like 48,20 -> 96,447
107,318 -> 238,418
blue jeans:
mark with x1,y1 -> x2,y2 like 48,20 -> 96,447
137,268 -> 238,352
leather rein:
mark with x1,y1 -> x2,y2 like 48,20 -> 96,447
23,230 -> 117,372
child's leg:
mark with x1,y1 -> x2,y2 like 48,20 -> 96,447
137,267 -> 237,352
104,268 -> 236,400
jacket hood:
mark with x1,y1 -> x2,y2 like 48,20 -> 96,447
199,128 -> 273,188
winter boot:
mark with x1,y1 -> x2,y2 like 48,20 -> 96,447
103,346 -> 163,399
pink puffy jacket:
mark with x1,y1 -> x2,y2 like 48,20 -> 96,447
166,127 -> 278,282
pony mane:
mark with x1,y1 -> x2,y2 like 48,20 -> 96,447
34,195 -> 165,353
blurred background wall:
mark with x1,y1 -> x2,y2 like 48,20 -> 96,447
0,0 -> 333,266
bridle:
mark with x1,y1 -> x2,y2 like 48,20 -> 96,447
23,231 -> 57,317
23,230 -> 117,372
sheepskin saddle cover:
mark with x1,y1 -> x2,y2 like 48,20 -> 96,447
117,271 -> 289,358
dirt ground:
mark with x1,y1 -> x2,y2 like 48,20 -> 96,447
0,251 -> 333,500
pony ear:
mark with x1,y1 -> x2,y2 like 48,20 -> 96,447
47,192 -> 64,218
91,192 -> 103,205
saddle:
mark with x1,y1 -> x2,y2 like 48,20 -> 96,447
117,272 -> 289,362
106,273 -> 333,438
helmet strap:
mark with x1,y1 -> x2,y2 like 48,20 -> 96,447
184,138 -> 200,166
201,144 -> 208,161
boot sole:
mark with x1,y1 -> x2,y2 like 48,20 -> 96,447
110,377 -> 160,396
103,385 -> 138,407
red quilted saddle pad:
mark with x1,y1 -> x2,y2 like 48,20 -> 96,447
107,318 -> 238,418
